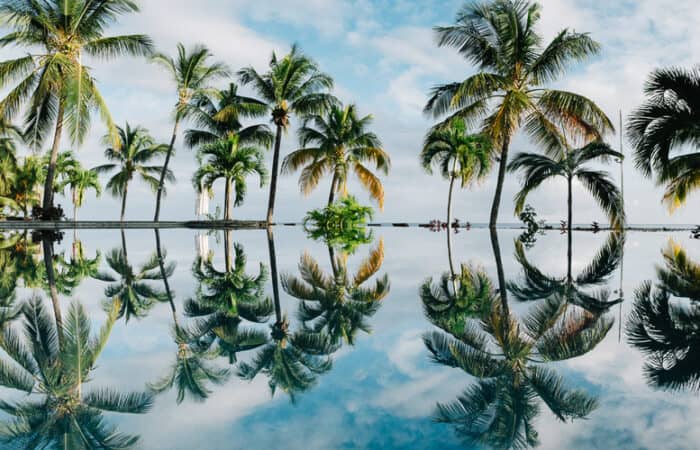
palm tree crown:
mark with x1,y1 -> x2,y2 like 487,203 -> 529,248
238,44 -> 335,223
425,0 -> 613,227
0,0 -> 153,213
628,66 -> 700,212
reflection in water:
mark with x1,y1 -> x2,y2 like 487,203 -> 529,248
0,233 -> 152,449
423,229 -> 620,449
627,241 -> 700,392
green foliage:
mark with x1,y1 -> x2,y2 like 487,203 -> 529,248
303,196 -> 374,253
518,204 -> 544,248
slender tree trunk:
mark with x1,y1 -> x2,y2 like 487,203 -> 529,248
120,183 -> 128,222
154,119 -> 180,222
489,227 -> 509,314
489,136 -> 511,229
328,173 -> 338,206
155,229 -> 178,327
267,226 -> 282,324
121,229 -> 128,261
447,158 -> 458,293
224,229 -> 232,273
267,125 -> 283,224
224,177 -> 232,221
42,237 -> 63,348
72,188 -> 78,222
447,225 -> 458,295
447,158 -> 458,229
567,175 -> 573,282
328,245 -> 338,276
42,101 -> 66,216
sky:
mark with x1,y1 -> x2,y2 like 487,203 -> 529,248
4,0 -> 700,224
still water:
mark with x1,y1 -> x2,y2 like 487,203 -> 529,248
0,226 -> 696,449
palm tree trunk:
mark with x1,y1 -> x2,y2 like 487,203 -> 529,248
447,158 -> 458,229
489,227 -> 509,314
328,245 -> 338,275
42,101 -> 66,217
567,175 -> 573,282
266,125 -> 283,224
120,183 -> 128,222
224,229 -> 232,273
328,173 -> 338,206
121,229 -> 128,261
267,226 -> 282,324
155,229 -> 179,327
489,136 -> 511,229
42,237 -> 63,348
447,160 -> 458,293
154,119 -> 180,222
224,177 -> 232,221
72,188 -> 78,222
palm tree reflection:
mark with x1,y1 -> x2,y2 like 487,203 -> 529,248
627,241 -> 700,392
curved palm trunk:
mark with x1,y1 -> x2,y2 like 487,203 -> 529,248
42,101 -> 66,217
155,229 -> 178,326
72,188 -> 78,222
267,226 -> 282,324
489,227 -> 509,315
328,173 -> 338,206
120,183 -> 129,222
328,245 -> 338,275
154,119 -> 180,222
224,177 -> 232,221
489,137 -> 511,229
42,237 -> 63,348
224,229 -> 232,273
120,228 -> 128,262
266,125 -> 283,224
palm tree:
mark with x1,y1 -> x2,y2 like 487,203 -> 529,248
193,135 -> 267,221
94,123 -> 170,221
0,297 -> 153,448
421,119 -> 492,227
508,231 -> 625,314
238,44 -> 335,223
61,240 -> 101,286
10,156 -> 43,217
282,104 -> 391,208
57,166 -> 102,221
424,0 -> 613,228
185,82 -> 272,149
627,241 -> 700,392
94,245 -> 170,323
0,0 -> 153,215
0,119 -> 20,200
184,242 -> 273,363
151,43 -> 229,221
508,140 -> 626,236
628,66 -> 700,212
282,240 -> 390,345
424,291 -> 611,448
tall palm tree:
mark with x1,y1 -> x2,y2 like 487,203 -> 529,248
627,241 -> 700,392
57,166 -> 102,221
424,0 -> 613,228
94,123 -> 170,221
238,44 -> 335,223
193,135 -> 267,221
184,242 -> 273,363
628,66 -> 700,212
185,82 -> 272,149
0,0 -> 153,215
508,140 -> 626,236
93,245 -> 170,323
421,119 -> 492,227
282,104 -> 391,208
0,297 -> 153,448
282,240 -> 390,345
424,291 -> 611,448
151,43 -> 229,221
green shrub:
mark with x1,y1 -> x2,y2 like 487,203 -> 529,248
303,197 -> 374,253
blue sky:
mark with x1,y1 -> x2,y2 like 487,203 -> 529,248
4,0 -> 700,224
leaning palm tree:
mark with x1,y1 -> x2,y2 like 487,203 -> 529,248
57,166 -> 102,221
424,0 -> 613,228
282,240 -> 390,345
151,43 -> 229,221
421,119 -> 492,227
0,0 -> 153,215
185,82 -> 272,149
238,44 -> 335,223
193,135 -> 267,221
628,66 -> 700,212
184,242 -> 273,363
0,297 -> 153,448
94,123 -> 171,221
627,241 -> 700,392
508,140 -> 626,234
282,104 -> 391,208
424,291 -> 611,448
